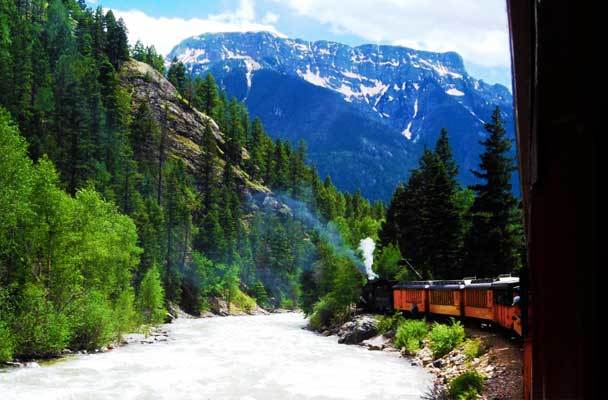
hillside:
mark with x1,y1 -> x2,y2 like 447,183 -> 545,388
119,60 -> 268,194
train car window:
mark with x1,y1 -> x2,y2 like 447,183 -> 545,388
465,289 -> 489,308
405,290 -> 422,303
430,290 -> 455,305
494,289 -> 513,306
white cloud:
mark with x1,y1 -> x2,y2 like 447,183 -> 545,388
262,12 -> 280,24
273,0 -> 510,68
113,0 -> 282,56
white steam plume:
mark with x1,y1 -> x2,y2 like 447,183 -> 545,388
358,237 -> 378,280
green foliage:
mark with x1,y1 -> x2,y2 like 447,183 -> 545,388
429,319 -> 466,358
137,266 -> 166,324
0,0 -> 384,361
448,371 -> 485,399
0,320 -> 13,363
463,338 -> 487,360
378,130 -> 464,279
309,296 -> 341,330
280,297 -> 296,310
251,281 -> 270,308
0,289 -> 14,362
69,291 -> 116,350
376,313 -> 405,335
394,319 -> 429,354
12,284 -> 70,356
131,40 -> 165,73
373,243 -> 403,281
232,289 -> 256,313
464,107 -> 522,277
113,288 -> 137,336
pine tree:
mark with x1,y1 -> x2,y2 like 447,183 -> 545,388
426,132 -> 463,278
204,73 -> 219,116
104,11 -> 129,68
435,128 -> 458,178
464,107 -> 520,277
167,58 -> 187,94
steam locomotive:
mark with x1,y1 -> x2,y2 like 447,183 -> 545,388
359,275 -> 522,335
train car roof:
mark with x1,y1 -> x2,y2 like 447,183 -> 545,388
393,280 -> 432,289
491,276 -> 520,289
429,280 -> 465,290
465,278 -> 496,289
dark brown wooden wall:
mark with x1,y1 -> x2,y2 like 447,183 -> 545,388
507,1 -> 595,398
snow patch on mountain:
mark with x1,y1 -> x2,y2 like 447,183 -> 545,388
297,65 -> 330,88
446,88 -> 465,96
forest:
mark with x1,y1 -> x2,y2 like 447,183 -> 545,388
0,0 -> 523,363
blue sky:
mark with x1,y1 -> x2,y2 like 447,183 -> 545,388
90,0 -> 513,88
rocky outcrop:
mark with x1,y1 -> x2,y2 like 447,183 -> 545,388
119,60 -> 269,194
337,315 -> 378,344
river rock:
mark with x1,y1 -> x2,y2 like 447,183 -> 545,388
361,334 -> 392,351
4,361 -> 23,368
208,297 -> 230,316
337,315 -> 378,344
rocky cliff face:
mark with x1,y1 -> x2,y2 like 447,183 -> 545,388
119,60 -> 268,194
167,32 -> 517,200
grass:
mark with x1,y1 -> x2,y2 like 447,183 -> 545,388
394,319 -> 429,354
428,318 -> 465,358
231,289 -> 257,314
376,313 -> 405,335
463,338 -> 487,360
448,370 -> 485,399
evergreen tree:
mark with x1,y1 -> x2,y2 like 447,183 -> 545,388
104,11 -> 129,68
167,58 -> 187,94
464,107 -> 520,277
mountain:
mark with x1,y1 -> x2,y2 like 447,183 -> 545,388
167,32 -> 515,200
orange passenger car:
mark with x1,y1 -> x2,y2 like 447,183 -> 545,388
463,278 -> 495,321
393,281 -> 431,313
492,277 -> 522,335
428,280 -> 465,317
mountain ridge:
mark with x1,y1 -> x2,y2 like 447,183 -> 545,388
167,31 -> 516,200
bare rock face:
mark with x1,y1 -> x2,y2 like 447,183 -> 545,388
337,315 -> 378,344
119,60 -> 269,194
208,297 -> 230,316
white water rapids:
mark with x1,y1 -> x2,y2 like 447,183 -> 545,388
0,313 -> 431,399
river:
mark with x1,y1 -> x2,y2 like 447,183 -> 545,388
0,313 -> 432,400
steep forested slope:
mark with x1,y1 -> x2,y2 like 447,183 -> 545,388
0,0 -> 382,362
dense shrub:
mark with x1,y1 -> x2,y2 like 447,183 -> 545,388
113,289 -> 137,337
429,319 -> 465,358
251,281 -> 269,309
0,289 -> 14,362
0,320 -> 14,363
69,291 -> 116,350
12,284 -> 70,356
233,288 -> 256,313
394,319 -> 428,353
138,267 -> 166,324
309,296 -> 341,330
377,313 -> 405,335
280,297 -> 296,310
463,338 -> 487,360
448,371 -> 485,399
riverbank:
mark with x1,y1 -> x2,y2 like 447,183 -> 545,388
313,314 -> 523,399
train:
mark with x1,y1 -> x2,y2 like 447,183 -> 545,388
359,275 -> 522,336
